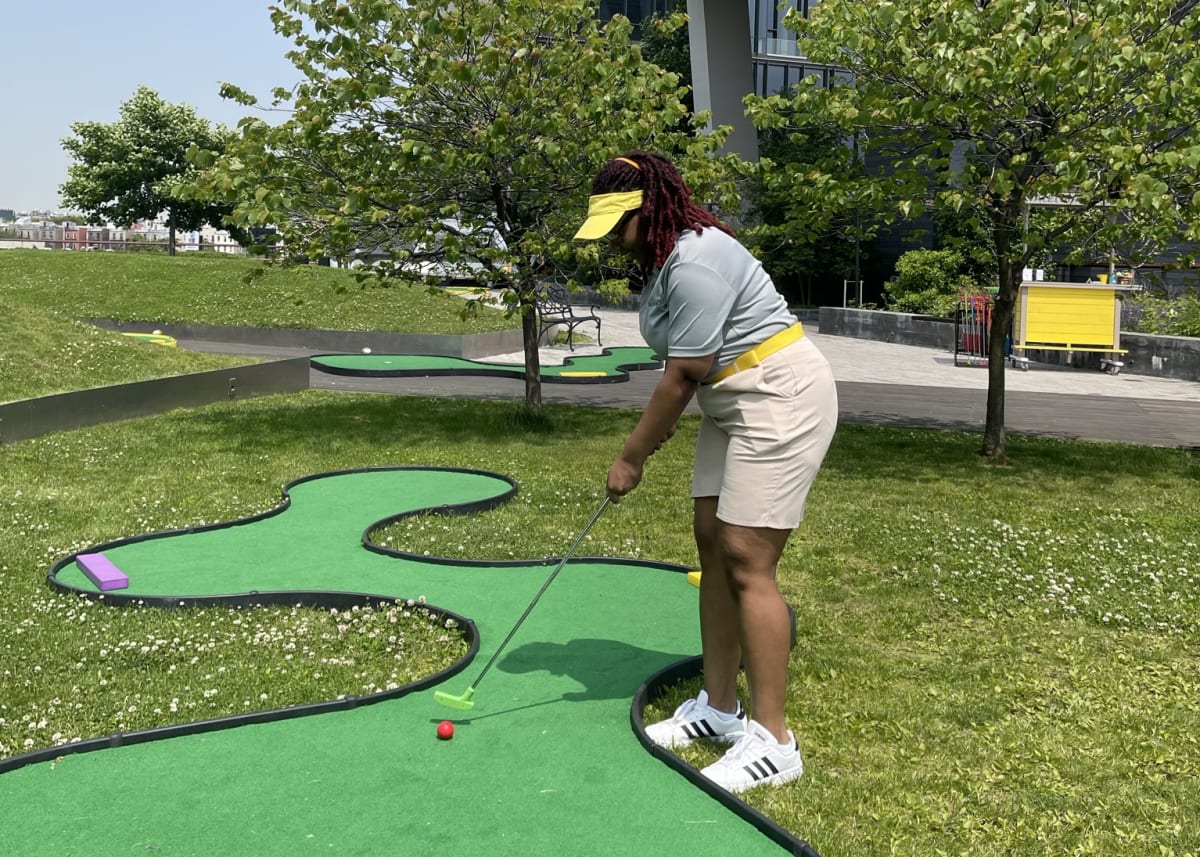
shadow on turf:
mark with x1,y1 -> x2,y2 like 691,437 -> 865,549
499,638 -> 694,702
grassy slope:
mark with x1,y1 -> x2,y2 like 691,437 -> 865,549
0,250 -> 515,403
0,296 -> 251,403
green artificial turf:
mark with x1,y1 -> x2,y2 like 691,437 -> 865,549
312,346 -> 660,380
1,467 -> 787,857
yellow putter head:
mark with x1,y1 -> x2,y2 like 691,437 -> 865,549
434,686 -> 476,710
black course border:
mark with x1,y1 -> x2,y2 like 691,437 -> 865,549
10,464 -> 825,857
2,466 -> 517,777
632,658 -> 825,857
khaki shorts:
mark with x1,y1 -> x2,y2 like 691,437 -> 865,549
692,336 -> 838,529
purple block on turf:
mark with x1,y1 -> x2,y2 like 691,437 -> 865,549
76,553 -> 129,591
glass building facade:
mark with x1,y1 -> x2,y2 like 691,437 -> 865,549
598,1 -> 839,96
597,0 -> 674,19
751,0 -> 852,94
597,0 -> 674,38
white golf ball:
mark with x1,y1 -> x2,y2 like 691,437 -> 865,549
152,329 -> 163,335
362,347 -> 372,354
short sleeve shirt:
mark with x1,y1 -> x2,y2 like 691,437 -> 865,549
639,227 -> 796,377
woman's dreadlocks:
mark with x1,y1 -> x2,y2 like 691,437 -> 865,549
590,151 -> 733,273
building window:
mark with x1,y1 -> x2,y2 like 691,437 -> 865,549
597,0 -> 673,21
754,0 -> 803,57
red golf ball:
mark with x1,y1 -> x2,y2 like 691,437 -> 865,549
436,720 -> 455,740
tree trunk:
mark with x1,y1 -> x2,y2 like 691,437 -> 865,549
520,290 -> 543,413
983,202 -> 1024,459
168,210 -> 177,257
982,264 -> 1014,458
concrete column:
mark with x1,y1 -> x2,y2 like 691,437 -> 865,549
686,0 -> 758,162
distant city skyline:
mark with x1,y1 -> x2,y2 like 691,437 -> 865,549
1,2 -> 299,212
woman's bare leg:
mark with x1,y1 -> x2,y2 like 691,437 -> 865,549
693,497 -> 741,714
694,497 -> 794,742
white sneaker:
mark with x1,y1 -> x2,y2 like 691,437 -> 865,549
700,718 -> 804,793
644,690 -> 747,749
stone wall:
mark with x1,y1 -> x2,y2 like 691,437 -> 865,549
817,307 -> 956,351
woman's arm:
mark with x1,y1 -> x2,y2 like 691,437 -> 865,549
607,353 -> 714,501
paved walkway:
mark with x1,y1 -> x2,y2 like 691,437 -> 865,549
181,306 -> 1200,449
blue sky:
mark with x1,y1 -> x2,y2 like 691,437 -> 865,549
2,2 -> 301,212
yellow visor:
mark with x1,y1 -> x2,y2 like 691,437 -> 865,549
573,191 -> 644,240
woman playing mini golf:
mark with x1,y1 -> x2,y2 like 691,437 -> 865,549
574,152 -> 838,792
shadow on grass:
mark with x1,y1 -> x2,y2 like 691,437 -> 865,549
174,391 -> 1197,498
180,391 -> 632,449
825,422 -> 1200,488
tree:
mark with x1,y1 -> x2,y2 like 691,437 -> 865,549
745,0 -> 1200,457
195,0 -> 736,413
640,0 -> 694,115
643,4 -> 868,305
61,86 -> 240,255
741,125 -> 869,306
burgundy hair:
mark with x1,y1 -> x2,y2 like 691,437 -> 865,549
590,151 -> 733,272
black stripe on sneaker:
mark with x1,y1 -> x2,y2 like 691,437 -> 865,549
683,720 -> 718,740
745,758 -> 779,781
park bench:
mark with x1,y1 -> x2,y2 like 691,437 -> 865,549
536,281 -> 602,351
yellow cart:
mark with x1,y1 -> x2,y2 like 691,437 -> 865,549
1010,280 -> 1131,375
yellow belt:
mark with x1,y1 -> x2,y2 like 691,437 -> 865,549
705,322 -> 805,384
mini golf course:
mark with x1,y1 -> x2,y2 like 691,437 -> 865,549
0,467 -> 819,856
311,345 -> 662,382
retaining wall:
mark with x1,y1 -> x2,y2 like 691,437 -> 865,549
818,307 -> 1200,383
86,320 -> 525,359
0,358 -> 310,445
5,319 -> 526,445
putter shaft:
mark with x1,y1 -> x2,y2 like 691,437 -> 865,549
433,498 -> 610,710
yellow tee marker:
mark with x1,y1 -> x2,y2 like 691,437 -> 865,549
121,332 -> 177,347
687,570 -> 702,588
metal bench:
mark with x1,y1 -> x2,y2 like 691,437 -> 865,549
536,282 -> 601,351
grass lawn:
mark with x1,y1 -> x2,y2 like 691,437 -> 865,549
0,249 -> 514,403
2,251 -> 1198,856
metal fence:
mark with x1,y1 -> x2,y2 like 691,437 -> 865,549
954,293 -> 994,367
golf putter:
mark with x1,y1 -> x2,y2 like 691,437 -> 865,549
434,496 -> 611,710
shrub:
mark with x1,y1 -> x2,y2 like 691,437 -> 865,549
1123,289 -> 1200,337
884,249 -> 977,317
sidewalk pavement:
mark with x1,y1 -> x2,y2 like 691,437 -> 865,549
178,305 -> 1200,449
487,306 -> 1200,404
